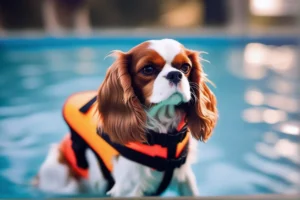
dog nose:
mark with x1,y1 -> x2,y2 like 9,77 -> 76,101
166,71 -> 182,84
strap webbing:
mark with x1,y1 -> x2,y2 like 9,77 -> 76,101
72,95 -> 189,195
70,128 -> 115,192
146,125 -> 187,147
151,143 -> 177,196
91,148 -> 115,192
79,96 -> 97,113
72,96 -> 115,191
101,133 -> 188,172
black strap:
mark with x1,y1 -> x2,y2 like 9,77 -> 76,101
69,95 -> 189,195
70,128 -> 89,169
101,133 -> 188,172
151,142 -> 178,196
90,149 -> 115,192
146,125 -> 188,147
79,96 -> 97,113
69,95 -> 115,191
70,128 -> 115,192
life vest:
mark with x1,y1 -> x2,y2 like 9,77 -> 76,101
60,91 -> 190,196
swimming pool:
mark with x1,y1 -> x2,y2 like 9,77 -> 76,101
0,36 -> 299,198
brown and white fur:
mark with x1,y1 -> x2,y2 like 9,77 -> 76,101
33,39 -> 218,197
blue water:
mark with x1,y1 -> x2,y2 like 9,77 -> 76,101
0,37 -> 299,198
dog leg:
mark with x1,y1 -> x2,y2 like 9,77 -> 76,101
107,156 -> 147,197
35,144 -> 80,194
177,166 -> 199,196
82,149 -> 107,194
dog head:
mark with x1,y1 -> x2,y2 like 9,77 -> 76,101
97,39 -> 218,144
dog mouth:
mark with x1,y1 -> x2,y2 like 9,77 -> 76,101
147,84 -> 191,108
147,93 -> 184,117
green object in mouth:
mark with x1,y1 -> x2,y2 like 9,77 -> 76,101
148,93 -> 183,117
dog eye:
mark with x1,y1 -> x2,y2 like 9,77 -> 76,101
142,65 -> 155,76
180,63 -> 191,74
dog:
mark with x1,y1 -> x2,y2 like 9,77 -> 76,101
33,39 -> 218,197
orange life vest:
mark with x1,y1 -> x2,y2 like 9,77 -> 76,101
59,91 -> 189,195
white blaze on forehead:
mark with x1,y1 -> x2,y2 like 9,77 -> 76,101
148,39 -> 182,63
148,39 -> 191,105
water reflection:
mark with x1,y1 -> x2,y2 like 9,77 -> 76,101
18,65 -> 44,77
263,132 -> 279,144
244,88 -> 299,113
242,43 -> 298,80
255,142 -> 280,159
275,121 -> 300,136
263,109 -> 287,124
244,88 -> 264,106
21,77 -> 43,90
267,77 -> 299,95
242,108 -> 263,123
265,93 -> 299,113
259,135 -> 300,165
75,62 -> 97,75
244,43 -> 268,65
77,47 -> 96,61
242,108 -> 287,124
275,139 -> 299,158
245,153 -> 300,186
240,43 -> 299,124
268,46 -> 297,73
243,43 -> 268,80
230,42 -> 300,194
230,43 -> 299,81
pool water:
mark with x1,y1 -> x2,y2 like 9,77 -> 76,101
0,38 -> 299,198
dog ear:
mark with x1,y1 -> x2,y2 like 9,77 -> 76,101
97,51 -> 147,144
186,50 -> 218,142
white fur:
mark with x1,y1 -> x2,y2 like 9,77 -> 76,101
108,145 -> 199,197
108,108 -> 199,197
149,39 -> 191,103
108,156 -> 162,196
37,145 -> 107,195
150,65 -> 191,103
83,149 -> 108,194
37,144 -> 80,194
148,39 -> 182,63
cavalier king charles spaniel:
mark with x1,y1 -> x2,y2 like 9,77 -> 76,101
34,39 -> 218,197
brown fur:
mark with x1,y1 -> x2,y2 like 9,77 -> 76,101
97,51 -> 148,144
129,43 -> 166,105
186,50 -> 218,142
97,42 -> 218,144
57,148 -> 81,181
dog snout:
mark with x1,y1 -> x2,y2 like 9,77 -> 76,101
166,71 -> 182,85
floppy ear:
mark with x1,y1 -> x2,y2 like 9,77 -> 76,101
186,50 -> 218,142
97,51 -> 147,144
